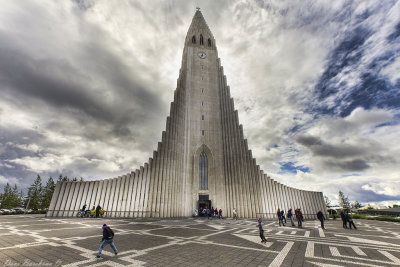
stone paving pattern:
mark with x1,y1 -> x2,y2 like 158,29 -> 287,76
0,215 -> 399,266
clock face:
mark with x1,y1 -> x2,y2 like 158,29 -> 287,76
198,52 -> 206,59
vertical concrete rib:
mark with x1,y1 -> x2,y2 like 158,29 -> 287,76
70,182 -> 83,217
237,126 -> 249,218
90,182 -> 99,213
250,158 -> 261,218
107,178 -> 116,217
136,167 -> 145,217
149,151 -> 159,217
154,143 -> 163,218
233,108 -> 245,218
54,182 -> 67,217
239,134 -> 251,218
144,160 -> 152,217
85,182 -> 94,211
268,177 -> 276,218
159,132 -> 168,218
258,170 -> 267,217
98,180 -> 108,213
222,81 -> 233,217
69,182 -> 79,217
119,175 -> 128,217
60,182 -> 72,217
127,172 -> 135,217
139,163 -> 149,217
131,170 -> 139,217
64,182 -> 76,217
47,182 -> 62,217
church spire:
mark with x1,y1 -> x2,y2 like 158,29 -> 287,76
186,9 -> 215,49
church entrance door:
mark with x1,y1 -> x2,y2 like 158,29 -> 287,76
198,194 -> 211,215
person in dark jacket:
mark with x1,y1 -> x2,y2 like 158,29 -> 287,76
340,211 -> 348,228
96,224 -> 118,258
331,209 -> 337,220
295,208 -> 303,228
346,212 -> 357,230
96,204 -> 101,218
287,209 -> 295,226
257,218 -> 267,243
317,210 -> 325,229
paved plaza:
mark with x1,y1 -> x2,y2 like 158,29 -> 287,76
0,215 -> 399,266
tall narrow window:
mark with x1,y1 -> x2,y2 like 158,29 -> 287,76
208,38 -> 212,47
200,34 -> 204,45
202,115 -> 204,120
201,101 -> 203,106
192,35 -> 196,44
201,88 -> 204,93
199,151 -> 208,190
202,130 -> 205,136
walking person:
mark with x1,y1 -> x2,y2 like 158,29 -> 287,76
295,208 -> 303,228
346,212 -> 357,230
340,211 -> 348,228
277,208 -> 282,226
277,208 -> 284,226
287,208 -> 295,226
281,210 -> 286,224
257,218 -> 267,243
206,207 -> 211,219
219,209 -> 223,219
317,210 -> 325,229
96,224 -> 118,258
214,208 -> 218,218
233,208 -> 238,220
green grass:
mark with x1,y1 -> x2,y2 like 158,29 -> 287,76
328,214 -> 400,222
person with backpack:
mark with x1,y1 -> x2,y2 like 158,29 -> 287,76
287,208 -> 295,226
96,224 -> 118,258
257,218 -> 267,243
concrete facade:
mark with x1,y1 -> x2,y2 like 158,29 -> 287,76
47,11 -> 327,219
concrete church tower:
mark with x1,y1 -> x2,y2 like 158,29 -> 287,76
47,10 -> 326,219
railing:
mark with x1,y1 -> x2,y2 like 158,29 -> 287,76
45,210 -> 159,218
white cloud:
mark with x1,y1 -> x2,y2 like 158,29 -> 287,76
0,0 -> 399,205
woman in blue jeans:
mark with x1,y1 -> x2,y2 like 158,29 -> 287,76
97,224 -> 118,258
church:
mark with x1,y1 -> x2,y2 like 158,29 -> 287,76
47,10 -> 326,219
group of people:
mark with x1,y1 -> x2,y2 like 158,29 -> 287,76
81,204 -> 104,218
340,211 -> 357,229
196,207 -> 224,219
277,208 -> 304,228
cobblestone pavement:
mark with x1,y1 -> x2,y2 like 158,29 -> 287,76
0,215 -> 399,266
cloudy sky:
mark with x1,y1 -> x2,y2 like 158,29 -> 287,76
1,0 -> 399,206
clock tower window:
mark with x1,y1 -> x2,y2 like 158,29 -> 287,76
208,38 -> 212,47
200,34 -> 204,45
192,35 -> 196,44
